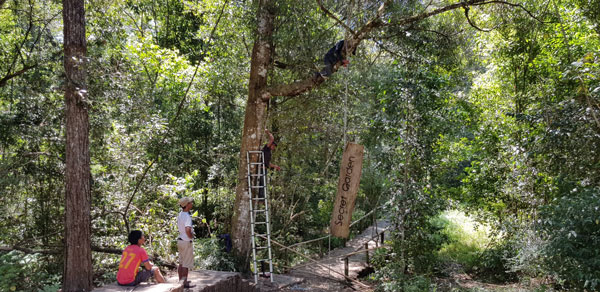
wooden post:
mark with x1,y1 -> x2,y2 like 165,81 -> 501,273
373,212 -> 378,248
365,242 -> 369,265
285,249 -> 289,272
380,231 -> 385,244
344,257 -> 349,277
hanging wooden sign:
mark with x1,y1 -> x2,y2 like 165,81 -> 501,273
330,143 -> 364,238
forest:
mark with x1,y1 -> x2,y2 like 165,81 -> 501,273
0,0 -> 599,291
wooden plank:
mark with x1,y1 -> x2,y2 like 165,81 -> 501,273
330,142 -> 365,238
93,280 -> 182,292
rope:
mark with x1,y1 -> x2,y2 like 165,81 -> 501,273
261,235 -> 372,289
349,205 -> 383,228
284,204 -> 384,250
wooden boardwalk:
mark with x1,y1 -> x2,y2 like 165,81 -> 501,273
283,220 -> 390,290
94,271 -> 255,292
93,278 -> 183,292
93,270 -> 304,292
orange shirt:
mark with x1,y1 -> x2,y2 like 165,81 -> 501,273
116,245 -> 149,285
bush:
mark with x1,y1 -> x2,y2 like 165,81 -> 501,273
474,241 -> 518,283
194,237 -> 236,271
373,262 -> 435,292
0,251 -> 61,292
539,189 -> 600,290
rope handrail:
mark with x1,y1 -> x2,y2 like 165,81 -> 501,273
349,204 -> 382,228
287,234 -> 330,249
287,226 -> 390,271
342,245 -> 389,258
286,204 -> 384,250
259,235 -> 372,289
342,226 -> 391,259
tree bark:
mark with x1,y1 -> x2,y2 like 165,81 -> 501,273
231,0 -> 275,272
62,0 -> 92,291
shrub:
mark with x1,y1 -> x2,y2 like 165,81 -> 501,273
475,241 -> 518,283
0,251 -> 61,292
539,189 -> 600,290
195,237 -> 236,271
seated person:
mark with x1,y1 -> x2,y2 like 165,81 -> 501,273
117,230 -> 166,286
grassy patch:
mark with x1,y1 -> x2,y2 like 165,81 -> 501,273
436,210 -> 493,269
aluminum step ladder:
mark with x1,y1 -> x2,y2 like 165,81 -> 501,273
246,150 -> 274,283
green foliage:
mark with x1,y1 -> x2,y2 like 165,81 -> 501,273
475,240 -> 519,283
194,237 -> 236,271
539,188 -> 600,290
437,211 -> 492,270
0,251 -> 61,292
373,260 -> 435,292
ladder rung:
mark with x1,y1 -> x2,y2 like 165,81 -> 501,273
250,186 -> 265,189
254,233 -> 269,237
249,174 -> 265,177
249,162 -> 263,165
253,221 -> 268,225
256,258 -> 271,262
254,246 -> 269,250
253,209 -> 266,213
248,151 -> 263,154
252,197 -> 266,200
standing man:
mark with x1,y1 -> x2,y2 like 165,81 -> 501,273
177,197 -> 195,289
258,129 -> 281,200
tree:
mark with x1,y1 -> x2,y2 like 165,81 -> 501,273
229,0 -> 503,269
62,0 -> 92,290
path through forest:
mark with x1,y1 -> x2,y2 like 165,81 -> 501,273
271,220 -> 390,292
259,219 -> 539,292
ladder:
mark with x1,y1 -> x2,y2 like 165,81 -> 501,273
246,150 -> 274,283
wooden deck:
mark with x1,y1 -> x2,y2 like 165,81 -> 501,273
93,270 -> 303,292
93,279 -> 183,292
93,270 -> 259,292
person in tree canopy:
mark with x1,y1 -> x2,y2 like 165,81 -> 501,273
318,40 -> 356,78
117,230 -> 166,286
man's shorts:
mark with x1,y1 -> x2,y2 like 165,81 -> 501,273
177,240 -> 194,269
118,267 -> 155,286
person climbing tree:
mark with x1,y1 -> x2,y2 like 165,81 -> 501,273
317,40 -> 356,78
116,230 -> 166,286
258,129 -> 280,200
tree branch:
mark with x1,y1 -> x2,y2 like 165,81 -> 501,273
463,6 -> 492,32
0,64 -> 36,88
316,0 -> 357,37
471,0 -> 551,23
0,245 -> 60,255
1,245 -> 176,268
266,1 -> 393,98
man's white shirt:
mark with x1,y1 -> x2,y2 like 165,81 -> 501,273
177,211 -> 193,241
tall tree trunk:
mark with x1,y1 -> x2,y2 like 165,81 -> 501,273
230,0 -> 274,272
62,0 -> 92,291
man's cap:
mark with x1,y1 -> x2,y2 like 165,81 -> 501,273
179,197 -> 193,207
